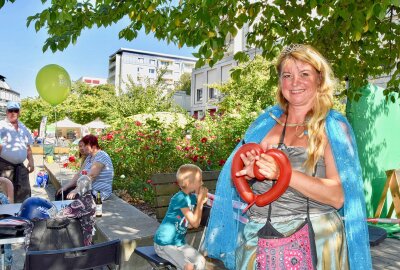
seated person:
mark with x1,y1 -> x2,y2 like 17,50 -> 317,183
0,177 -> 14,270
56,134 -> 114,201
154,164 -> 208,270
56,173 -> 96,246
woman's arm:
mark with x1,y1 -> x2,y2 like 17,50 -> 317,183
256,142 -> 344,209
288,142 -> 344,209
88,162 -> 105,181
0,177 -> 14,203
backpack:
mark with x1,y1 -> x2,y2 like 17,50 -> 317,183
28,217 -> 84,251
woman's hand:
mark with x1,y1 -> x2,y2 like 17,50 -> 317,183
255,153 -> 280,180
66,189 -> 78,199
235,149 -> 258,180
56,187 -> 65,196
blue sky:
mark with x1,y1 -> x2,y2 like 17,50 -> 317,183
0,2 -> 195,98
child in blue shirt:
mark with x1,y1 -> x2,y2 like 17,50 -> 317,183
154,164 -> 208,270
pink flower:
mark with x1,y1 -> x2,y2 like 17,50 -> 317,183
147,179 -> 153,184
135,121 -> 142,126
176,145 -> 183,151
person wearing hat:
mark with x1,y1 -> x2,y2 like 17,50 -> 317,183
0,101 -> 34,202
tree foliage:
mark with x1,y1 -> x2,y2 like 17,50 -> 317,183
0,0 -> 396,100
175,73 -> 192,95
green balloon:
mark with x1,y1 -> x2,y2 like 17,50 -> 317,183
36,64 -> 71,106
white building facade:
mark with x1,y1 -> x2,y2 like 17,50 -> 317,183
0,75 -> 20,118
191,23 -> 257,118
108,48 -> 196,95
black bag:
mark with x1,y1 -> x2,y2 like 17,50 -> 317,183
0,216 -> 30,237
28,217 -> 84,251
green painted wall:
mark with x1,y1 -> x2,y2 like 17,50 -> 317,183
346,83 -> 400,217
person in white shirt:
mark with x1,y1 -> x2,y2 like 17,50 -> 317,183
0,101 -> 34,202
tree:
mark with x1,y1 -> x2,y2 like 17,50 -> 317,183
19,82 -> 117,130
2,1 -> 399,100
176,73 -> 192,95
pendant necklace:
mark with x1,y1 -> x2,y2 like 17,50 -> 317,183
269,112 -> 308,138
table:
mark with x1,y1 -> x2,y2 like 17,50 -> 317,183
0,200 -> 73,269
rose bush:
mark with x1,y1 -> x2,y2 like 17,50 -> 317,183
99,111 -> 257,203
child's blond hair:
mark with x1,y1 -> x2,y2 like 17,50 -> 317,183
176,164 -> 202,188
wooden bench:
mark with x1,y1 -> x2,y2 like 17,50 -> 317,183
151,171 -> 220,221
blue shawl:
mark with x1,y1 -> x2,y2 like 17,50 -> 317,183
204,105 -> 372,270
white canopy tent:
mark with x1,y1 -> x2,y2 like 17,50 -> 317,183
84,118 -> 110,129
51,117 -> 82,141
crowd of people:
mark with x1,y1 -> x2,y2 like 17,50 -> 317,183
0,44 -> 373,270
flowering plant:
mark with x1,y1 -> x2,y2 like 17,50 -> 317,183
100,111 -> 256,203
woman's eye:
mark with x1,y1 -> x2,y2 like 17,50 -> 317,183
301,72 -> 310,77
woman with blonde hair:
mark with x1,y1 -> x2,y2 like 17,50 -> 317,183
205,44 -> 371,269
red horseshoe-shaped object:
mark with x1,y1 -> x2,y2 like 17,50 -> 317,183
231,143 -> 292,212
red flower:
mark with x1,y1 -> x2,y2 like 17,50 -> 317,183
219,159 -> 226,166
192,155 -> 199,162
147,179 -> 153,184
201,137 -> 208,143
135,121 -> 142,126
166,137 -> 172,142
207,160 -> 212,165
236,138 -> 241,143
63,162 -> 68,168
68,156 -> 76,162
106,133 -> 114,140
143,187 -> 148,191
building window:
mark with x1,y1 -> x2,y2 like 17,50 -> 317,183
138,58 -> 144,63
150,59 -> 156,65
209,87 -> 217,99
84,79 -> 92,83
196,88 -> 203,102
160,61 -> 169,66
174,63 -> 180,69
93,80 -> 100,84
149,68 -> 155,74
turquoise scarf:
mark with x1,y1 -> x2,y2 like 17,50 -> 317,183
205,105 -> 372,270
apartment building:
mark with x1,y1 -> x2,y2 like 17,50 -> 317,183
191,23 -> 258,118
108,48 -> 196,95
0,75 -> 20,118
77,76 -> 107,86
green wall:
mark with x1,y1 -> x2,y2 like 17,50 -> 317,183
346,83 -> 400,217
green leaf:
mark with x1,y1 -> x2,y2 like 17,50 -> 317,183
0,0 -> 5,9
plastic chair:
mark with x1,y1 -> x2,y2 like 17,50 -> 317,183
24,239 -> 121,270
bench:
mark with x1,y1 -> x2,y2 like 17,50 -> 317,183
134,171 -> 223,269
151,171 -> 219,222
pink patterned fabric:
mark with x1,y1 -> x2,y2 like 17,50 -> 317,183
256,223 -> 315,270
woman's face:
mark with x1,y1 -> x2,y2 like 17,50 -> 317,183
82,143 -> 94,155
78,142 -> 85,155
279,59 -> 321,109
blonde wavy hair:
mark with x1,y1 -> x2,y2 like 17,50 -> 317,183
276,44 -> 336,173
